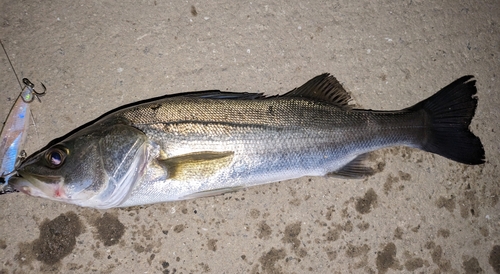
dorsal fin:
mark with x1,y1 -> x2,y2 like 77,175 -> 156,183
282,73 -> 352,108
182,91 -> 266,100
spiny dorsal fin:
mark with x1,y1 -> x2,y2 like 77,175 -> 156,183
283,73 -> 352,108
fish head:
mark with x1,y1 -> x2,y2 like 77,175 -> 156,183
10,122 -> 150,209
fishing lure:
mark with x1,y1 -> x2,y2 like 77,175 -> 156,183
0,40 -> 45,193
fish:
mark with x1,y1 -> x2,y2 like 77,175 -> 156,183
8,74 -> 485,209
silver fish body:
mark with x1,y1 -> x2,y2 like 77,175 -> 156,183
9,74 -> 485,208
118,94 -> 423,207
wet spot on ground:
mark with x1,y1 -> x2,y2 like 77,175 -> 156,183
15,241 -> 36,267
392,147 -> 420,162
282,222 -> 301,247
324,247 -> 337,261
324,226 -> 340,242
429,243 -> 441,263
479,226 -> 489,237
367,151 -> 385,173
343,220 -> 353,232
437,228 -> 450,238
426,242 -> 452,272
398,171 -> 411,181
436,195 -> 455,213
346,243 -> 370,269
132,238 -> 156,255
249,208 -> 260,219
355,188 -> 377,214
259,248 -> 286,274
489,245 -> 500,274
288,197 -> 301,206
199,262 -> 210,272
462,257 -> 483,274
282,222 -> 307,257
190,5 -> 197,16
324,205 -> 335,221
405,257 -> 424,271
376,242 -> 399,273
67,263 -> 84,271
257,221 -> 272,239
357,221 -> 370,231
160,260 -> 177,274
133,243 -> 145,253
491,191 -> 499,207
147,253 -> 155,265
384,174 -> 399,194
31,211 -> 82,265
207,239 -> 217,252
173,224 -> 185,233
459,186 -> 480,219
0,240 -> 6,249
346,243 -> 370,258
393,227 -> 403,240
94,213 -> 125,246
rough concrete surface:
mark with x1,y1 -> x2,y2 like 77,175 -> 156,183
0,0 -> 499,273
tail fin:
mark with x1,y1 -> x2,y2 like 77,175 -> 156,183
410,76 -> 485,165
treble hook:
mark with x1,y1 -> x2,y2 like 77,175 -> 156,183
0,177 -> 18,194
0,169 -> 19,194
21,78 -> 46,103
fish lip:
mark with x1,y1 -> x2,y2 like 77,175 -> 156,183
10,172 -> 67,199
7,176 -> 32,194
12,172 -> 101,206
17,171 -> 63,185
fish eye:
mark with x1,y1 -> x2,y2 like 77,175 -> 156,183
45,146 -> 67,168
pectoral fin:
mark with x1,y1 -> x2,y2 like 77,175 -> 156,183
161,151 -> 234,181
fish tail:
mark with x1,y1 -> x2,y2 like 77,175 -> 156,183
409,75 -> 485,165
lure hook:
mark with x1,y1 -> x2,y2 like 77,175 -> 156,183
21,78 -> 46,103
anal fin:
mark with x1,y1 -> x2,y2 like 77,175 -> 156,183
327,153 -> 375,179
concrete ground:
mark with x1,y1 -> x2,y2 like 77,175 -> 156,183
1,0 -> 499,273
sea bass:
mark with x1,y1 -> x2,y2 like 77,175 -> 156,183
8,74 -> 485,209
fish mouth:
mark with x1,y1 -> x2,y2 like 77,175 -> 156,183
9,172 -> 67,200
